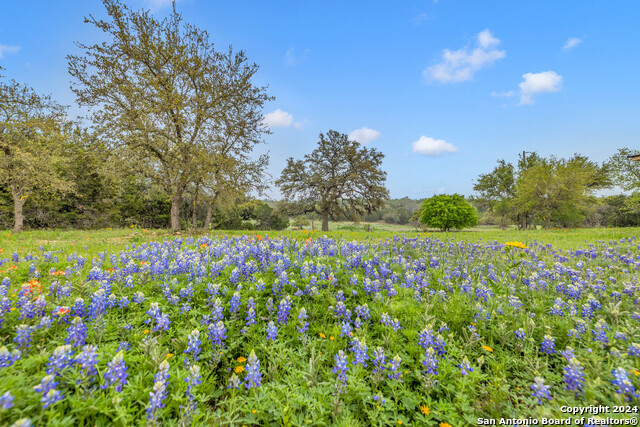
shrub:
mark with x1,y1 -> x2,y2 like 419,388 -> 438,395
419,194 -> 478,231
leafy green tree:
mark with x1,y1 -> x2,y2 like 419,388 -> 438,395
606,148 -> 640,191
276,130 -> 389,231
473,159 -> 516,228
514,155 -> 608,229
0,78 -> 73,233
68,0 -> 271,231
418,194 -> 478,231
292,215 -> 310,229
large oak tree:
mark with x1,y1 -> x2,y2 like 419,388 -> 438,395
276,130 -> 389,231
68,0 -> 271,231
0,78 -> 73,233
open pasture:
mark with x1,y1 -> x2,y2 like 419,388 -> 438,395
0,228 -> 639,426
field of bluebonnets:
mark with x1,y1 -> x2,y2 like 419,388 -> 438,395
0,228 -> 639,426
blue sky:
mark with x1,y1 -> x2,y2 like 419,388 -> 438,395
1,0 -> 638,199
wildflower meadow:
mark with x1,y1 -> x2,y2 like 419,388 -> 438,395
0,229 -> 639,426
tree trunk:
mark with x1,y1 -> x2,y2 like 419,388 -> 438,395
321,211 -> 329,231
204,202 -> 213,230
171,193 -> 182,232
191,184 -> 199,228
12,193 -> 24,234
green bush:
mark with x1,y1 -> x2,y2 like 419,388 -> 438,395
419,194 -> 478,231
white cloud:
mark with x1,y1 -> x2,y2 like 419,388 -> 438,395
284,48 -> 310,66
0,44 -> 20,59
518,71 -> 562,105
490,90 -> 515,98
349,127 -> 380,145
263,109 -> 293,128
412,136 -> 458,156
563,37 -> 583,51
424,29 -> 506,83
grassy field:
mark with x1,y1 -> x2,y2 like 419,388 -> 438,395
3,224 -> 639,252
0,227 -> 639,425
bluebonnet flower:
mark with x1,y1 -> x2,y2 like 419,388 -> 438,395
355,304 -> 370,321
266,298 -> 274,317
13,324 -> 34,350
184,329 -> 202,363
380,312 -> 391,326
530,376 -> 552,404
46,345 -> 74,376
229,292 -> 241,317
228,373 -> 242,389
422,347 -> 438,376
208,320 -> 226,349
418,325 -> 435,350
615,332 -> 628,341
34,375 -> 63,409
388,354 -> 403,382
340,320 -> 352,338
560,346 -> 576,362
41,389 -> 63,409
71,298 -> 85,317
371,394 -> 386,405
11,418 -> 32,427
244,350 -> 262,389
458,357 -> 473,376
117,341 -> 131,352
332,350 -> 349,394
245,307 -> 256,327
277,296 -> 292,325
372,347 -> 387,378
0,391 -> 14,410
297,307 -> 308,337
628,343 -> 640,357
154,314 -> 171,332
66,317 -> 87,348
0,346 -> 21,369
611,367 -> 639,401
75,345 -> 99,378
147,360 -> 170,423
514,328 -> 526,341
133,291 -> 145,304
102,351 -> 128,392
540,335 -> 556,354
563,358 -> 585,395
185,364 -> 202,402
266,321 -> 278,340
88,288 -> 108,319
34,375 -> 57,395
591,319 -> 609,346
212,298 -> 224,322
351,337 -> 369,367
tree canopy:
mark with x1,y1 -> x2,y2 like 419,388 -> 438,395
276,130 -> 389,231
68,0 -> 271,231
0,78 -> 73,233
418,194 -> 478,232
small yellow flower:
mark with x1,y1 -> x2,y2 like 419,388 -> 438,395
166,353 -> 174,359
319,332 -> 326,338
330,336 -> 334,340
632,370 -> 640,376
235,366 -> 245,373
9,307 -> 15,311
398,421 -> 403,425
237,357 -> 247,363
440,423 -> 453,427
143,329 -> 150,334
516,386 -> 521,390
482,345 -> 493,352
420,405 -> 430,415
504,241 -> 527,249
252,409 -> 257,414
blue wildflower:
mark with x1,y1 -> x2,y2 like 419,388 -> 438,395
530,376 -> 552,405
245,350 -> 262,389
